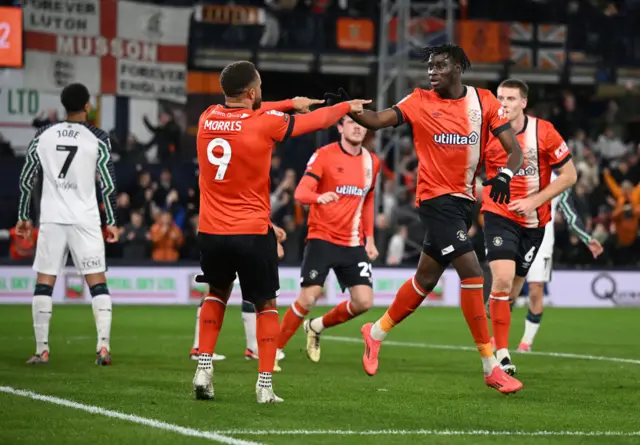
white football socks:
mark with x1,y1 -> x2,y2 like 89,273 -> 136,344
309,317 -> 325,334
370,320 -> 388,341
257,372 -> 272,388
522,319 -> 541,345
192,306 -> 201,349
496,348 -> 511,363
91,294 -> 112,351
242,311 -> 257,352
32,295 -> 52,355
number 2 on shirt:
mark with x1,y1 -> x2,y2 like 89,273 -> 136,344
207,138 -> 232,180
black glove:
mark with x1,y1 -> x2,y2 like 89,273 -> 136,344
482,171 -> 512,204
323,87 -> 352,106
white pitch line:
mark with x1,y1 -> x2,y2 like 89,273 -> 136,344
0,386 -> 264,445
323,336 -> 640,365
213,429 -> 640,437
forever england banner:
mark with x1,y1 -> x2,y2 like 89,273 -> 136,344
22,0 -> 191,103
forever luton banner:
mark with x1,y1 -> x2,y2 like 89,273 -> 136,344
22,0 -> 192,103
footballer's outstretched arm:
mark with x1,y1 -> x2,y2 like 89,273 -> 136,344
289,102 -> 352,138
347,108 -> 399,131
261,100 -> 294,112
558,189 -> 591,245
496,127 -> 524,173
262,97 -> 324,114
17,138 -> 42,222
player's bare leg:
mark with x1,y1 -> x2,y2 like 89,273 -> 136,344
306,285 -> 373,363
27,273 -> 56,364
275,285 -> 319,371
254,298 -> 283,403
85,272 -> 113,366
193,283 -> 231,401
518,281 -> 544,352
452,252 -> 522,393
488,259 -> 516,375
362,253 -> 445,376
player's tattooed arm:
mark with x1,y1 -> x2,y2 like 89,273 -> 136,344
17,137 -> 42,222
496,127 -> 524,174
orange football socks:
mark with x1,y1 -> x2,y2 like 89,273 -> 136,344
370,277 -> 427,341
277,301 -> 308,350
256,308 -> 279,373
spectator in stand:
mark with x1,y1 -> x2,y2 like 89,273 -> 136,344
185,185 -> 199,221
576,150 -> 600,192
604,168 -> 640,264
116,192 -> 132,227
551,92 -> 584,140
143,112 -> 181,163
117,134 -> 148,164
153,169 -> 174,208
567,128 -> 588,161
0,225 -> 39,260
165,189 -> 185,228
150,211 -> 183,262
121,211 -> 150,260
594,126 -> 629,162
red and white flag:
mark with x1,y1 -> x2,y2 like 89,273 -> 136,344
23,0 -> 191,103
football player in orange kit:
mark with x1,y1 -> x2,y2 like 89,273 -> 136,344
330,44 -> 526,394
482,78 -> 577,375
192,60 -> 370,403
275,116 -> 380,371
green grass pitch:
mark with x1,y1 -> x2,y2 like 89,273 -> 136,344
1,305 -> 639,445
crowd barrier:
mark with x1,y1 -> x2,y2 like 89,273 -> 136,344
0,266 -> 638,308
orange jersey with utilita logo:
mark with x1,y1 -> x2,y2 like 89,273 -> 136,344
295,142 -> 380,247
482,116 -> 571,228
394,86 -> 510,205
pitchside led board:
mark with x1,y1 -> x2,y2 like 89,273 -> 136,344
0,7 -> 23,68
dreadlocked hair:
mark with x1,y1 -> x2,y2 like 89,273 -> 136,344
420,44 -> 472,73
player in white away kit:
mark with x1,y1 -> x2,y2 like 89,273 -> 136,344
16,83 -> 119,365
516,172 -> 603,351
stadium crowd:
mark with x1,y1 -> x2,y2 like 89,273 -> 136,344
2,84 -> 640,268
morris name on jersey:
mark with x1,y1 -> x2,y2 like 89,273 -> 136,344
433,132 -> 479,145
203,120 -> 243,132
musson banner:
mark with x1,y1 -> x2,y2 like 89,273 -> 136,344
1,266 -> 638,307
22,0 -> 191,103
0,266 -> 453,306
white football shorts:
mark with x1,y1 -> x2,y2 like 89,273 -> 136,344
33,223 -> 106,276
527,248 -> 553,283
